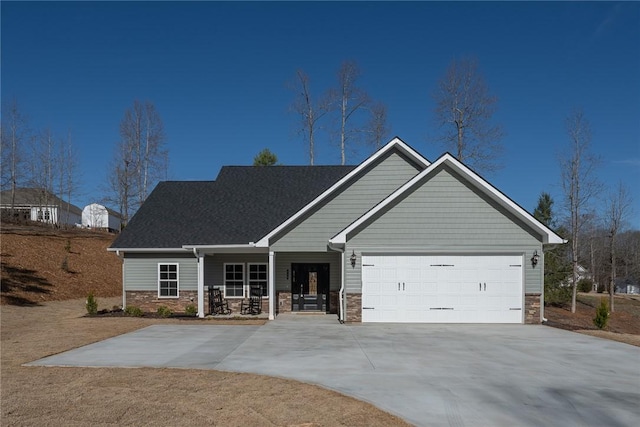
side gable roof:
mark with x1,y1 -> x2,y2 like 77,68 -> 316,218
255,137 -> 430,246
0,188 -> 82,216
110,166 -> 355,249
330,153 -> 565,245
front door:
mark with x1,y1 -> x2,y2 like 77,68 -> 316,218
291,263 -> 329,312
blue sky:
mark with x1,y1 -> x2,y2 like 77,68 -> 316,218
2,1 -> 639,228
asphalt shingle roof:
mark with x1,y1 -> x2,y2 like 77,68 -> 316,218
110,165 -> 356,249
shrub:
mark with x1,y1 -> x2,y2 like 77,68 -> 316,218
185,304 -> 197,317
124,306 -> 144,317
86,292 -> 98,315
157,305 -> 173,318
577,278 -> 593,293
593,299 -> 610,330
64,239 -> 71,253
61,256 -> 70,272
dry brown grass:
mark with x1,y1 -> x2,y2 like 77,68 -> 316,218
1,223 -> 121,305
1,223 -> 408,425
1,297 -> 410,427
544,293 -> 640,346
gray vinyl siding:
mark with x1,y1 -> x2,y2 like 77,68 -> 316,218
346,166 -> 544,294
204,253 -> 268,287
271,150 -> 422,251
123,253 -> 198,292
202,252 -> 341,293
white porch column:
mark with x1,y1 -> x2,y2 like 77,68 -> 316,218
269,251 -> 275,320
197,253 -> 205,318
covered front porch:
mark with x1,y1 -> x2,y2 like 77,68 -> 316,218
186,245 -> 345,321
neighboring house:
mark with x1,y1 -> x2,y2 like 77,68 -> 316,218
615,278 -> 640,295
109,138 -> 564,324
563,264 -> 598,292
0,188 -> 82,227
82,203 -> 122,232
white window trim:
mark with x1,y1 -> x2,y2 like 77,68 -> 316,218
247,262 -> 269,299
157,263 -> 179,299
223,263 -> 245,299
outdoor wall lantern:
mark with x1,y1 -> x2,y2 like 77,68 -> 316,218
531,250 -> 540,268
350,250 -> 357,268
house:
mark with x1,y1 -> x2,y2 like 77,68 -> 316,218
615,278 -> 640,295
82,203 -> 122,232
109,138 -> 564,323
0,188 -> 82,227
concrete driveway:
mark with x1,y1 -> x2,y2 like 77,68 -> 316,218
29,315 -> 639,427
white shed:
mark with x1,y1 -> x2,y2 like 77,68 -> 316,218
82,203 -> 122,231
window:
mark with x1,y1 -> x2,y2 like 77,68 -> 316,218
158,263 -> 179,298
37,209 -> 51,222
224,263 -> 244,297
248,263 -> 268,297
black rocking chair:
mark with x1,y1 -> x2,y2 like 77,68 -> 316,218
208,286 -> 231,315
241,286 -> 263,315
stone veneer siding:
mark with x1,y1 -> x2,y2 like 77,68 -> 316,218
126,291 -> 197,313
224,298 -> 268,315
126,291 -> 268,315
346,293 -> 362,323
276,291 -> 292,314
524,294 -> 541,324
126,290 -> 540,323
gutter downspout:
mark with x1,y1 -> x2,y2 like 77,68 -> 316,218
339,248 -> 345,323
116,250 -> 125,309
541,248 -> 547,322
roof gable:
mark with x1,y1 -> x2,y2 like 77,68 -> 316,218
330,153 -> 565,245
255,137 -> 430,247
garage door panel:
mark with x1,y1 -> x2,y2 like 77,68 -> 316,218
362,255 -> 523,323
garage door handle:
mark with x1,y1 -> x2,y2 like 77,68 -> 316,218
398,282 -> 400,291
403,282 -> 405,291
363,307 -> 375,310
509,308 -> 522,310
484,283 -> 486,291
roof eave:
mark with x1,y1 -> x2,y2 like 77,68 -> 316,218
330,153 -> 566,246
183,243 -> 269,254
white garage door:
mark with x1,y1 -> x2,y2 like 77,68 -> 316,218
361,255 -> 523,323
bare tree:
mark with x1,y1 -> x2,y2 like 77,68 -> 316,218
605,182 -> 633,312
119,100 -> 166,210
106,136 -> 137,226
27,128 -> 57,226
333,60 -> 370,165
432,57 -> 503,173
0,99 -> 28,219
107,100 -> 167,225
366,102 -> 390,150
289,70 -> 331,165
58,130 -> 79,227
560,110 -> 601,313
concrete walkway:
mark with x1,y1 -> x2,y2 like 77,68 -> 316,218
29,315 -> 640,427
